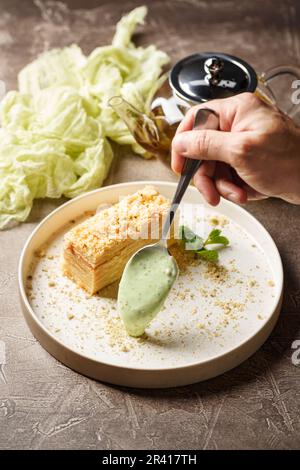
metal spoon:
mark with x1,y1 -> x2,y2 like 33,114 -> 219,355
161,107 -> 220,245
139,108 -> 220,272
118,108 -> 220,336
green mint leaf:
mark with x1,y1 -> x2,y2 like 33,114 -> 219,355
197,249 -> 219,262
179,225 -> 196,242
205,235 -> 229,246
180,225 -> 229,262
185,237 -> 204,251
208,229 -> 221,238
179,225 -> 204,250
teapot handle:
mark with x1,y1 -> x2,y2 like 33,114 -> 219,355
258,65 -> 300,118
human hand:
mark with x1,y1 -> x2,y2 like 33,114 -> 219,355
171,93 -> 300,205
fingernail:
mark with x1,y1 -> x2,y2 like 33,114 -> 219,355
171,166 -> 181,176
228,192 -> 240,203
173,135 -> 187,154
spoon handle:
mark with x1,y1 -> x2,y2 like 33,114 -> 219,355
162,108 -> 220,240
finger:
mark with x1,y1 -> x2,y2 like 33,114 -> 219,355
172,129 -> 234,166
197,160 -> 216,178
214,163 -> 248,204
175,107 -> 197,134
193,173 -> 220,206
175,96 -> 242,135
172,148 -> 215,178
216,178 -> 248,204
229,168 -> 267,201
194,161 -> 219,206
172,97 -> 241,173
171,149 -> 185,174
243,184 -> 268,201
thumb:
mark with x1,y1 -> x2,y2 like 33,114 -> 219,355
172,129 -> 234,171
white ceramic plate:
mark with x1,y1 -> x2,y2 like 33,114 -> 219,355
19,181 -> 283,388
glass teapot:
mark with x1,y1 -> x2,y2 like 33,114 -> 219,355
110,52 -> 300,163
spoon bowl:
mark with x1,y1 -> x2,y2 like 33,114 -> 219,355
118,242 -> 178,337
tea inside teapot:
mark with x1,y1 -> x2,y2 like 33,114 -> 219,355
109,94 -> 178,163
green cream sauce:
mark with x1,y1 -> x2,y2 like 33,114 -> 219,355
118,245 -> 178,337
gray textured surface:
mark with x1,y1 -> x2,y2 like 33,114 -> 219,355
0,0 -> 300,450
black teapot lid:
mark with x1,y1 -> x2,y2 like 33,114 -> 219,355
169,52 -> 257,103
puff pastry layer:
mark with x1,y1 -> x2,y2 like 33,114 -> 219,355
62,186 -> 174,294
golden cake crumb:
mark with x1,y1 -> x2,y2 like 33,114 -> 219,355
209,215 -> 229,227
35,249 -> 45,258
203,262 -> 229,284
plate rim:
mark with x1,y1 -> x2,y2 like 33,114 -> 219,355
18,180 -> 284,373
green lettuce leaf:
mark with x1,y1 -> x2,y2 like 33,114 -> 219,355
64,139 -> 113,198
1,91 -> 33,130
30,87 -> 101,156
112,6 -> 147,49
0,6 -> 169,229
0,136 -> 75,228
18,44 -> 86,95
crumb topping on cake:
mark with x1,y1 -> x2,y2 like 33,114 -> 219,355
64,186 -> 170,265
